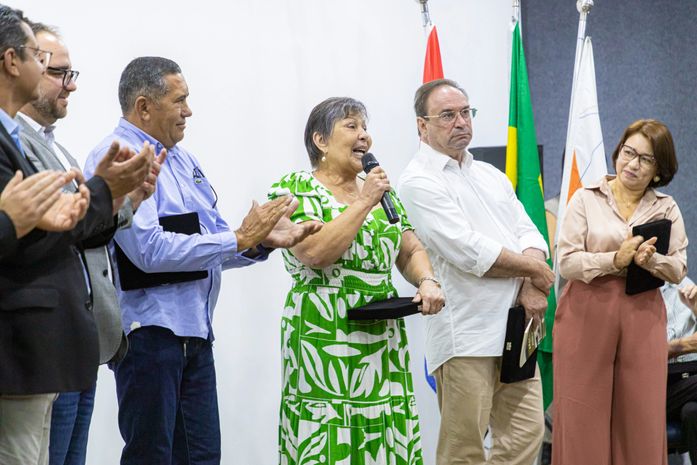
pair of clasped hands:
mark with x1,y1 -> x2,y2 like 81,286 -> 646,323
0,140 -> 166,239
614,233 -> 658,269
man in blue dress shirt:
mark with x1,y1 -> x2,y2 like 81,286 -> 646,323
84,56 -> 320,465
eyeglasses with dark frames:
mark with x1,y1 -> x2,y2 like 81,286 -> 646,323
619,144 -> 656,168
46,66 -> 80,88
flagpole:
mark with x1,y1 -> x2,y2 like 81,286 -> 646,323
554,0 -> 595,295
563,0 -> 594,159
415,0 -> 432,32
571,0 -> 594,88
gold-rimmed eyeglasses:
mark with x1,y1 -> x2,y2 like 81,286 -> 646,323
18,45 -> 52,69
422,107 -> 478,124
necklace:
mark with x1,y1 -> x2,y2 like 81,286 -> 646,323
609,180 -> 641,210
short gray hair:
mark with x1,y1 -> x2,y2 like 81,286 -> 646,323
0,5 -> 29,60
304,97 -> 368,168
414,78 -> 468,117
118,56 -> 181,115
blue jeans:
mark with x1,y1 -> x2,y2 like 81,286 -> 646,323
113,326 -> 220,465
48,384 -> 96,465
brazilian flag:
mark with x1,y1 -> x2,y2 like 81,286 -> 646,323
505,22 -> 556,410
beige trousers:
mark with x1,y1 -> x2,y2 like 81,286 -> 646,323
0,393 -> 57,465
434,356 -> 544,465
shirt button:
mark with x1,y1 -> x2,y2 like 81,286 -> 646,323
102,269 -> 109,277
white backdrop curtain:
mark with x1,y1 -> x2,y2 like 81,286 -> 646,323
20,1 -> 512,463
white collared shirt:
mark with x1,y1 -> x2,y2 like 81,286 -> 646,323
398,142 -> 548,370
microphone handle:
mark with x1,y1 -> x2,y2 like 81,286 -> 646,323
380,193 -> 400,224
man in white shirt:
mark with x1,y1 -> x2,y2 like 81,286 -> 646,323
398,79 -> 554,465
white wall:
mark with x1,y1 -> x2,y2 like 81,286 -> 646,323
20,1 -> 513,463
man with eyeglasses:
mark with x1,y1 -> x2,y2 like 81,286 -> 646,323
398,79 -> 551,465
13,21 -> 166,465
0,6 -> 155,465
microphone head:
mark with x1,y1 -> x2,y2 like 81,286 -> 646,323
361,152 -> 379,173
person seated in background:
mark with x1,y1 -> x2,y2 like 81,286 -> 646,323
664,278 -> 697,463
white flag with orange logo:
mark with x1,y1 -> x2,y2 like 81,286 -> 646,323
556,36 -> 607,242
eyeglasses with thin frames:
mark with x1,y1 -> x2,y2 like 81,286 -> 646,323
46,66 -> 80,88
422,107 -> 478,124
619,144 -> 656,168
0,45 -> 52,70
18,45 -> 52,69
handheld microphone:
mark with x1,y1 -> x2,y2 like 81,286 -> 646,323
361,152 -> 399,224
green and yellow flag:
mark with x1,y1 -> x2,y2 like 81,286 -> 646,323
505,22 -> 556,410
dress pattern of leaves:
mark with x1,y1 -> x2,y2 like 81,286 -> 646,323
269,171 -> 424,465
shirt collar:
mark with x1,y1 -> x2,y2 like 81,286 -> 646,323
418,141 -> 473,172
17,111 -> 55,135
588,174 -> 668,201
116,117 -> 170,156
0,109 -> 20,141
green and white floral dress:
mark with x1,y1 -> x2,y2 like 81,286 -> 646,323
268,171 -> 424,465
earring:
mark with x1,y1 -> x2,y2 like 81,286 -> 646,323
321,152 -> 327,163
653,175 -> 660,182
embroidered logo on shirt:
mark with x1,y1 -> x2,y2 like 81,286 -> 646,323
192,167 -> 205,184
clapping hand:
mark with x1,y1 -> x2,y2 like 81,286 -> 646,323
0,170 -> 80,237
634,236 -> 658,267
127,146 -> 167,210
235,196 -> 295,251
613,233 -> 645,269
37,168 -> 90,232
261,197 -> 322,249
94,141 -> 154,212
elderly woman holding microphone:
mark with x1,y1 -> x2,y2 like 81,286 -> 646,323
553,119 -> 687,465
268,97 -> 444,465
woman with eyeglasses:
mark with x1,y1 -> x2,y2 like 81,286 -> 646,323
267,97 -> 444,465
552,119 -> 687,465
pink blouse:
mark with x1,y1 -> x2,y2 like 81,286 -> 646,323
558,175 -> 687,284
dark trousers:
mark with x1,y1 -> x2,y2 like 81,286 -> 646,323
48,383 -> 96,465
667,375 -> 697,463
113,326 -> 220,465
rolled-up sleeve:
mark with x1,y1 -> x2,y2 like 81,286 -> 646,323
500,176 -> 549,257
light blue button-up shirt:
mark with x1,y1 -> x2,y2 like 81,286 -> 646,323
84,118 -> 265,339
0,109 -> 24,155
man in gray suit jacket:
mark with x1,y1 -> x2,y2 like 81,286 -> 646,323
16,21 -> 164,465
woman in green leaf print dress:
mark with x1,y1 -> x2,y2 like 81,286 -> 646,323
268,97 -> 445,465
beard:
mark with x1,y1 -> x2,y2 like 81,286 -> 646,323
31,90 -> 67,122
